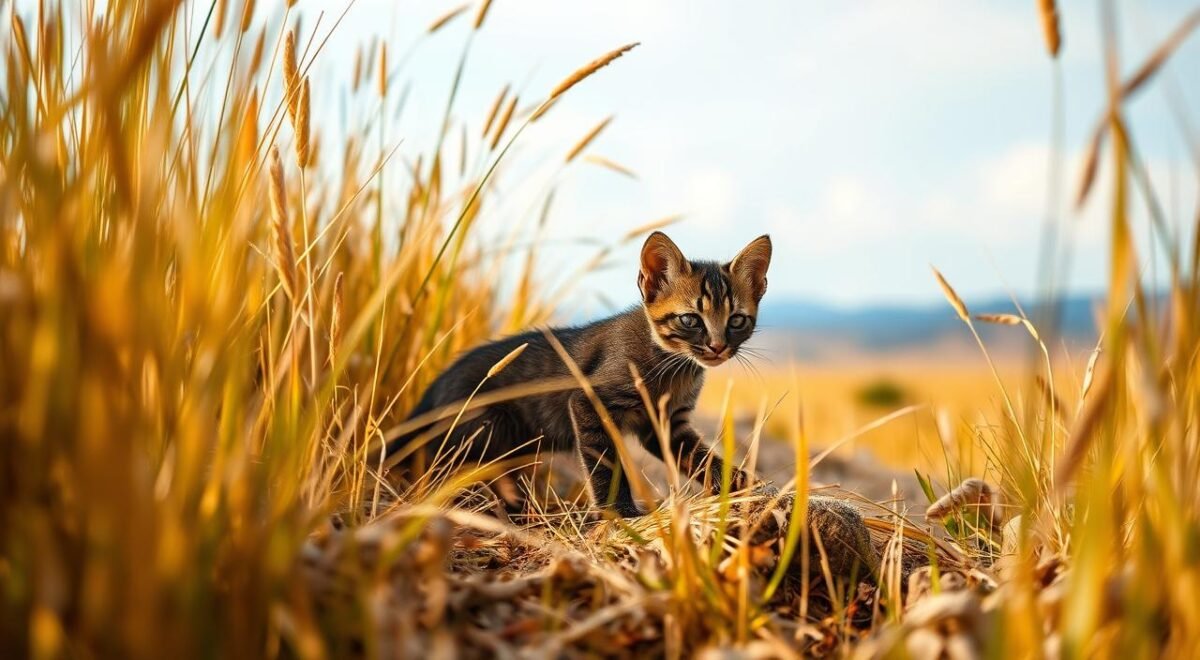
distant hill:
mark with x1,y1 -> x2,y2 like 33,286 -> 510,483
756,294 -> 1108,358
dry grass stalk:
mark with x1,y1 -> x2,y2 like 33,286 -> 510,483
490,93 -> 518,150
1055,365 -> 1113,490
619,215 -> 683,243
1080,345 -> 1102,400
486,343 -> 528,378
269,148 -> 298,301
352,46 -> 363,93
215,0 -> 229,37
531,43 -> 640,121
249,29 -> 266,75
1037,0 -> 1061,57
474,0 -> 495,29
583,154 -> 637,179
378,43 -> 388,97
240,0 -> 256,34
565,116 -> 614,163
283,30 -> 300,120
1074,8 -> 1200,208
236,90 -> 260,166
330,272 -> 344,367
296,78 -> 311,168
931,267 -> 969,321
975,313 -> 1022,326
481,84 -> 510,138
428,4 -> 470,33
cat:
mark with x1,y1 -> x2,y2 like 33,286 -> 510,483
384,232 -> 772,517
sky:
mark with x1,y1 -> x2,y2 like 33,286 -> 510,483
304,1 -> 1197,308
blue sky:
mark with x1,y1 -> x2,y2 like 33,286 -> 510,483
315,0 -> 1199,309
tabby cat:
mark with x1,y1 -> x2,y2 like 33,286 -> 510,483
385,232 -> 772,517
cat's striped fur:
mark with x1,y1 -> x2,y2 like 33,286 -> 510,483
385,232 -> 772,517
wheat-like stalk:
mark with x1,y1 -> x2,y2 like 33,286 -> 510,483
565,116 -> 614,163
931,267 -> 969,321
296,78 -> 311,168
215,0 -> 229,37
490,93 -> 518,151
378,43 -> 388,97
351,46 -> 363,93
974,313 -> 1021,325
583,154 -> 637,179
473,0 -> 495,30
269,148 -> 298,302
486,343 -> 528,378
330,271 -> 344,368
481,84 -> 510,138
1037,0 -> 1061,57
240,0 -> 256,34
530,43 -> 639,121
249,29 -> 266,75
428,4 -> 470,33
283,29 -> 300,121
236,89 -> 260,166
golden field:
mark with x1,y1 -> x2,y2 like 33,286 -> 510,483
3,1 -> 1200,658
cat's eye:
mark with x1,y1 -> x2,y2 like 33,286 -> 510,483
728,314 -> 749,329
678,313 -> 701,329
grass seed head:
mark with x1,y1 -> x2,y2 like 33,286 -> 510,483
565,115 -> 614,163
269,148 -> 298,301
1037,0 -> 1062,57
531,42 -> 640,121
931,267 -> 969,322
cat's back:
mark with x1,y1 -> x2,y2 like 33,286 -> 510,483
418,311 -> 638,407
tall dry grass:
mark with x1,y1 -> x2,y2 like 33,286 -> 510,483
0,1 -> 635,656
2,1 -> 1200,658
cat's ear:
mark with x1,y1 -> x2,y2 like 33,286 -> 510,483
728,234 -> 772,301
639,232 -> 688,303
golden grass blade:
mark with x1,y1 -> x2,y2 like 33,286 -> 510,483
283,29 -> 300,120
481,84 -> 510,138
240,0 -> 256,34
489,93 -> 518,150
1055,365 -> 1113,491
619,215 -> 683,244
295,78 -> 311,168
530,42 -> 640,121
565,115 -> 614,163
1037,0 -> 1062,57
584,154 -> 638,179
975,313 -> 1041,341
931,266 -> 969,321
974,313 -> 1022,325
1080,344 -> 1101,401
1075,8 -> 1200,208
486,343 -> 528,378
473,0 -> 495,29
236,89 -> 260,166
378,43 -> 388,97
428,3 -> 470,33
249,28 -> 266,75
268,148 -> 298,301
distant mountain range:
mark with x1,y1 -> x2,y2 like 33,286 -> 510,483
756,294 -> 1109,356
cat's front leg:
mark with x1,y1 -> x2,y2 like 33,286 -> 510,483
568,393 -> 642,517
661,414 -> 751,495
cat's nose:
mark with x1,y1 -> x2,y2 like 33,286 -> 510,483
707,341 -> 727,354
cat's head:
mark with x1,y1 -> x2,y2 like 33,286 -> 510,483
637,232 -> 772,368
